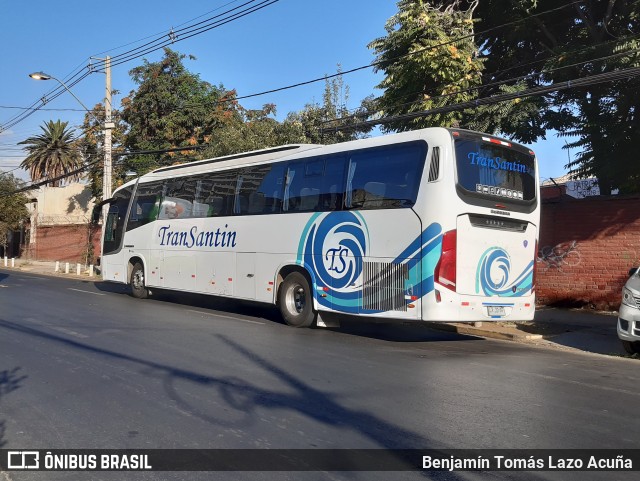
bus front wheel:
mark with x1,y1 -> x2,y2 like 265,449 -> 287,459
279,272 -> 316,328
130,262 -> 149,299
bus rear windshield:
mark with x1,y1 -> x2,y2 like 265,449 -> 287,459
455,138 -> 536,204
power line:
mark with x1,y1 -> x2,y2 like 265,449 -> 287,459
0,0 -> 578,134
0,0 -> 279,133
322,66 -> 640,133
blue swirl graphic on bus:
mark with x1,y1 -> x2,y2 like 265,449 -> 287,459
476,247 -> 533,297
298,212 -> 443,314
299,212 -> 368,291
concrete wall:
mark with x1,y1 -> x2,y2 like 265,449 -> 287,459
22,183 -> 101,264
537,194 -> 640,310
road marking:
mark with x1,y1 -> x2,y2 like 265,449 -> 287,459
186,309 -> 264,325
471,362 -> 640,397
68,288 -> 105,296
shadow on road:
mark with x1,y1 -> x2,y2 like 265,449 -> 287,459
0,366 -> 28,448
94,282 -> 481,344
0,316 -> 465,477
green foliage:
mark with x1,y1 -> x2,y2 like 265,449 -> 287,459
369,0 -> 484,131
79,102 -> 127,199
285,71 -> 374,144
120,48 -> 241,176
18,120 -> 84,186
470,0 -> 640,193
0,174 -> 29,249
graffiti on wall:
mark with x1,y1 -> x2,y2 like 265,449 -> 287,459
537,240 -> 581,271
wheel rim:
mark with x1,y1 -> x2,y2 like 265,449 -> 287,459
133,270 -> 144,290
286,283 -> 306,314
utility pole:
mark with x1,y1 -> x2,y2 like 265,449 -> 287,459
103,56 -> 113,203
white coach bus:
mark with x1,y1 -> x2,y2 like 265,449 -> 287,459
99,128 -> 540,327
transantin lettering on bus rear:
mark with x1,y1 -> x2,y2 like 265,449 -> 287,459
157,224 -> 238,248
468,151 -> 527,174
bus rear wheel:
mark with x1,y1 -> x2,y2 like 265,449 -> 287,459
130,262 -> 149,299
279,271 -> 316,328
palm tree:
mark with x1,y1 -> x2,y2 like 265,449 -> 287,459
19,120 -> 84,186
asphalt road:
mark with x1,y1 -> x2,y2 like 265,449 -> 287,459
1,268 -> 639,481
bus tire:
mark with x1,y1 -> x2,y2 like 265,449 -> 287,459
130,262 -> 149,299
278,271 -> 316,328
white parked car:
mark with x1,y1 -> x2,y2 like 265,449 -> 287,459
617,267 -> 640,354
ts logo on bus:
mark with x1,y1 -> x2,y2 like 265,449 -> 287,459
298,212 -> 369,293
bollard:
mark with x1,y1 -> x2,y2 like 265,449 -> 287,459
89,265 -> 94,277
3,256 -> 6,267
65,262 -> 70,274
11,258 -> 15,268
76,263 -> 81,276
55,261 -> 60,272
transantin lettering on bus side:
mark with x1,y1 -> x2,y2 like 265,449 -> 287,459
468,152 -> 526,173
157,224 -> 237,248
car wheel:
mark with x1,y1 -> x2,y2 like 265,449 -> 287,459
130,262 -> 149,299
278,271 -> 316,327
621,340 -> 640,355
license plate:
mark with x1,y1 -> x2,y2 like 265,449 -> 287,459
487,306 -> 506,317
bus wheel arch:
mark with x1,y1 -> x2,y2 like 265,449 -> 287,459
128,257 -> 149,299
276,266 -> 317,328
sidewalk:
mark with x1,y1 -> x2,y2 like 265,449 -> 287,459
433,307 -> 625,357
1,258 -> 98,279
0,258 -> 630,358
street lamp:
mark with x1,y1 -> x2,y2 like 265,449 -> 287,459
29,71 -> 99,123
29,65 -> 113,204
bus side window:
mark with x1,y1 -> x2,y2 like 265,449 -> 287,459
284,156 -> 345,213
197,170 -> 236,217
234,163 -> 285,215
127,181 -> 162,231
346,143 -> 425,210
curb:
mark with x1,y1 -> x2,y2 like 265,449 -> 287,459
427,322 -> 544,341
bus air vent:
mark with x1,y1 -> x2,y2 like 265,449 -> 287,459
362,262 -> 409,312
428,147 -> 440,182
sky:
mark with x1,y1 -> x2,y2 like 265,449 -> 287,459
0,0 -> 571,185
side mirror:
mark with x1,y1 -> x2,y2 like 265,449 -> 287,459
91,205 -> 101,225
629,267 -> 639,277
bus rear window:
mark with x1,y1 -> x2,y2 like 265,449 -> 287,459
455,138 -> 536,204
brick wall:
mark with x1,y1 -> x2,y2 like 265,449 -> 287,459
537,194 -> 640,310
25,224 -> 102,265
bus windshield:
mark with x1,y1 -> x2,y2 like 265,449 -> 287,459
454,135 -> 536,207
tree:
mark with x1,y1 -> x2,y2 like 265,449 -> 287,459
200,69 -> 372,159
468,0 -> 640,194
201,103 -> 304,158
79,102 -> 127,199
120,48 -> 242,176
18,120 -> 84,186
0,174 -> 29,255
368,0 -> 484,132
284,70 -> 374,144
370,1 -> 640,193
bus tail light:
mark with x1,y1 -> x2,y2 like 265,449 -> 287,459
532,240 -> 538,293
435,229 -> 457,291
